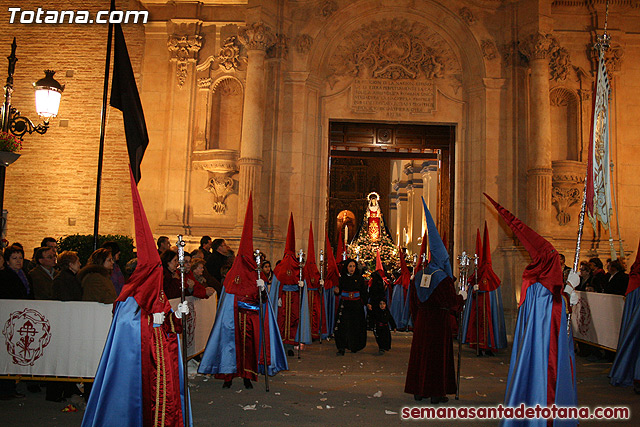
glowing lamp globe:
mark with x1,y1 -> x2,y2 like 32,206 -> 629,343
33,70 -> 64,121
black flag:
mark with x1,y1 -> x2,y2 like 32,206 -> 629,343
110,23 -> 148,183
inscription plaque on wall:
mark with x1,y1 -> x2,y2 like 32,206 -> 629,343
351,78 -> 435,116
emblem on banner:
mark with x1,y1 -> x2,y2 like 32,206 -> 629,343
2,308 -> 52,366
577,298 -> 592,337
185,301 -> 196,349
234,275 -> 241,284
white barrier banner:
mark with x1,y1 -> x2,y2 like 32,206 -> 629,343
169,296 -> 217,357
1,296 -> 217,378
571,291 -> 625,350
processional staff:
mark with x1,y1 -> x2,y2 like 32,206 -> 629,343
255,249 -> 269,392
298,248 -> 305,359
176,235 -> 190,427
455,251 -> 470,401
319,249 -> 325,344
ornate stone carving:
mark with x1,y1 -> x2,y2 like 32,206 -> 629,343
589,44 -> 624,75
216,36 -> 243,71
205,175 -> 235,214
549,47 -> 571,81
267,34 -> 289,59
550,87 -> 576,107
552,160 -> 586,226
481,39 -> 497,60
519,33 -> 555,61
318,1 -> 338,17
198,77 -> 212,89
168,35 -> 202,87
458,7 -> 475,25
238,22 -> 276,51
212,77 -> 242,96
328,18 -> 461,81
578,88 -> 591,101
552,186 -> 581,226
295,34 -> 313,54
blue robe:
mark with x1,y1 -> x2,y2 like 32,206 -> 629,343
390,284 -> 407,330
460,287 -> 508,349
324,288 -> 338,336
609,287 -> 640,386
82,297 -> 191,427
502,282 -> 577,427
198,289 -> 288,377
268,276 -> 312,345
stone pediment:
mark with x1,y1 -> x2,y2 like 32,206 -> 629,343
326,18 -> 461,82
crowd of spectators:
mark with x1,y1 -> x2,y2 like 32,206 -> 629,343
0,234 -> 239,401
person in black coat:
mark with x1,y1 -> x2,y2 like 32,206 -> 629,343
603,259 -> 629,296
205,239 -> 231,283
334,258 -> 368,355
0,245 -> 33,300
372,299 -> 396,354
52,251 -> 83,301
0,245 -> 30,400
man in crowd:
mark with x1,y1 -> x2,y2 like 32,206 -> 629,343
604,259 -> 629,296
157,236 -> 170,255
29,246 -> 57,300
196,236 -> 213,263
206,238 -> 231,283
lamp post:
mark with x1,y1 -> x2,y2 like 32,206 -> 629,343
0,37 -> 63,237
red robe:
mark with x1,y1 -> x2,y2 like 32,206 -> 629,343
404,277 -> 463,398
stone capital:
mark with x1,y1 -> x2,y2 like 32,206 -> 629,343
519,33 -> 556,61
238,22 -> 276,52
167,34 -> 203,88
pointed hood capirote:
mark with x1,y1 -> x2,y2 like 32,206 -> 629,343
273,214 -> 301,285
223,194 -> 259,297
394,248 -> 411,290
625,239 -> 640,295
324,230 -> 340,289
375,249 -> 389,284
414,231 -> 428,272
478,221 -> 501,292
116,168 -> 170,315
484,193 -> 563,305
423,197 -> 453,278
303,222 -> 321,288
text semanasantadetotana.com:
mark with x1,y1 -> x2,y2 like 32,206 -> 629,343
401,404 -> 630,420
7,7 -> 148,24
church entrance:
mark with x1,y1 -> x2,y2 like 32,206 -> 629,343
327,121 -> 455,267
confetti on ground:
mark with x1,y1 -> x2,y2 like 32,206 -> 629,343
463,376 -> 474,379
320,398 -> 327,401
284,413 -> 290,416
475,391 -> 487,397
235,390 -> 242,393
242,404 -> 256,410
373,391 -> 383,398
326,405 -> 334,409
208,401 -> 214,405
275,392 -> 281,396
319,391 -> 327,395
316,406 -> 323,409
385,410 -> 398,415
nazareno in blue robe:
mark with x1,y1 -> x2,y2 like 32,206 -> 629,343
502,282 -> 577,427
609,286 -> 640,386
82,297 -> 192,427
460,287 -> 508,349
198,287 -> 288,377
268,275 -> 312,345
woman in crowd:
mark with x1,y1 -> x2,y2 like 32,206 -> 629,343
0,245 -> 32,299
53,251 -> 82,301
190,258 -> 215,299
261,260 -> 273,293
576,260 -> 592,292
334,258 -> 368,355
101,241 -> 125,295
79,248 -> 117,304
161,249 -> 182,299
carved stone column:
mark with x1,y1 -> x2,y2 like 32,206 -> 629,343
520,33 -> 555,235
237,23 -> 276,221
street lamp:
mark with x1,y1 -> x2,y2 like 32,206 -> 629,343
0,37 -> 64,238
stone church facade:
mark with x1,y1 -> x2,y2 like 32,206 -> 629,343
3,0 -> 640,322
